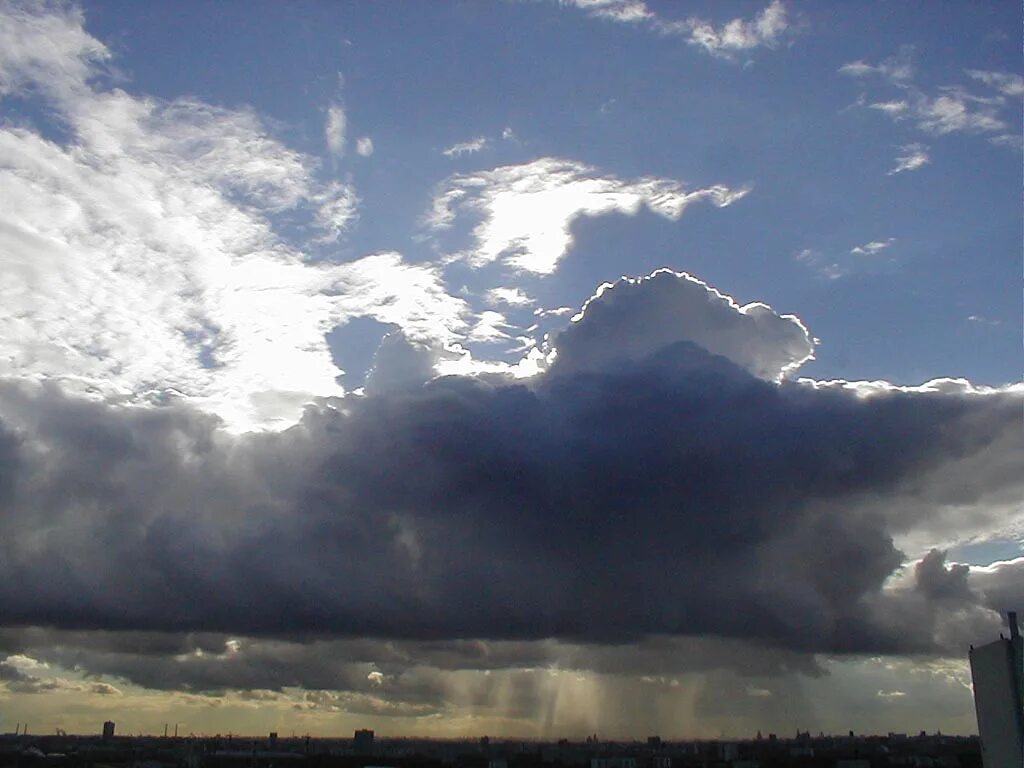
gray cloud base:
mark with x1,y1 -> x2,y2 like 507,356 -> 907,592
0,340 -> 1018,653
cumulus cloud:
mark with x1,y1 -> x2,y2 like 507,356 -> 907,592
0,271 -> 1019,654
562,1 -> 796,60
428,157 -> 749,274
355,136 -> 374,156
550,270 -> 814,380
2,0 -> 1020,736
0,252 -> 1019,731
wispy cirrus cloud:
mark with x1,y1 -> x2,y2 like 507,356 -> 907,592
967,69 -> 1024,98
427,157 -> 750,275
839,47 -> 915,85
797,237 -> 897,278
325,103 -> 347,157
560,1 -> 797,60
840,51 -> 1021,149
442,136 -> 489,157
889,143 -> 930,175
851,237 -> 895,255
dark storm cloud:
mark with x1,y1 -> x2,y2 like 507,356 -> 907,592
0,344 -> 1018,655
0,271 -> 1020,667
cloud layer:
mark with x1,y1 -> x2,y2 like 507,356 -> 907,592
0,270 -> 1019,655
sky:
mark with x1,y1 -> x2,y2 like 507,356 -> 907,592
0,0 -> 1021,740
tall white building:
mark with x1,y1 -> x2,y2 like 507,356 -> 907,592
969,611 -> 1023,768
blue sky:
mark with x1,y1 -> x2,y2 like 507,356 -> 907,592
0,0 -> 1021,740
70,0 -> 1022,389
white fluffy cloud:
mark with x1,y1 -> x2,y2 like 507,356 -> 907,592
429,157 -> 749,275
355,136 -> 374,156
0,3 -> 480,431
551,269 -> 814,381
487,287 -> 535,307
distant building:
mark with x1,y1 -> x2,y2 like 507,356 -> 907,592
102,721 -> 115,739
969,611 -> 1023,768
353,729 -> 374,754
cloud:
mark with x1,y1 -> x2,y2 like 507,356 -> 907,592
877,689 -> 906,699
325,103 -> 346,157
794,248 -> 847,280
989,133 -> 1024,151
563,0 -> 652,24
840,51 -> 1017,145
0,630 -> 819,704
89,681 -> 122,695
355,136 -> 374,156
969,557 -> 1024,613
0,4 -> 485,431
0,271 -> 1019,655
678,0 -> 792,58
914,93 -> 1006,135
562,1 -> 796,60
0,1 -> 110,100
839,48 -> 915,85
1,652 -> 119,696
888,143 -> 930,175
428,157 -> 749,274
967,69 -> 1024,98
550,270 -> 814,381
487,287 -> 535,307
850,238 -> 895,255
870,100 -> 909,116
443,137 -> 489,157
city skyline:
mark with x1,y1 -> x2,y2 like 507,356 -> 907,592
0,0 -> 1021,740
